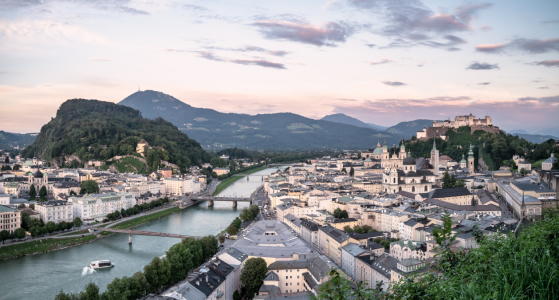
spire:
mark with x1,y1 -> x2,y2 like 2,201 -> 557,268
432,139 -> 437,151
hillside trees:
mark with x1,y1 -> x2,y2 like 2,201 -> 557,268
21,99 -> 209,172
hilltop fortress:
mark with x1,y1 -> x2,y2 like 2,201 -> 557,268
417,114 -> 499,141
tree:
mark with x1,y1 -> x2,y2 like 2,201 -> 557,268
362,225 -> 373,233
0,230 -> 10,243
200,235 -> 219,260
14,228 -> 25,239
357,152 -> 362,159
232,217 -> 242,229
240,208 -> 254,221
182,237 -> 204,267
80,180 -> 100,194
520,168 -> 528,175
166,243 -> 194,282
39,185 -> 48,198
103,277 -> 131,300
74,217 -> 83,228
350,167 -> 355,177
210,157 -> 227,168
69,190 -> 76,196
227,224 -> 238,236
442,171 -> 452,188
29,184 -> 37,200
4,156 -> 8,163
341,168 -> 347,174
219,235 -> 226,244
240,258 -> 268,299
143,257 -> 171,293
353,225 -> 364,234
59,221 -> 68,231
54,290 -> 76,300
343,225 -> 354,233
250,205 -> 259,218
79,282 -> 100,300
46,221 -> 56,233
233,290 -> 241,300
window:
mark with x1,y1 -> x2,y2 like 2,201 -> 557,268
286,283 -> 288,286
286,276 -> 288,279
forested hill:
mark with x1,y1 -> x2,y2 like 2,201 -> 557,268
403,126 -> 558,171
22,99 -> 210,170
119,90 -> 404,150
0,131 -> 37,149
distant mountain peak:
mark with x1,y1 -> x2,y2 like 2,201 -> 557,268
321,113 -> 387,130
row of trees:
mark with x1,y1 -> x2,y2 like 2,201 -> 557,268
104,198 -> 170,222
1,164 -> 20,171
56,235 -> 219,300
226,205 -> 259,236
343,225 -> 377,234
0,228 -> 26,242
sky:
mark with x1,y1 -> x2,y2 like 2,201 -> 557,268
0,0 -> 558,134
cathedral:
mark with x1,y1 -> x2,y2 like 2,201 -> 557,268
362,140 -> 438,195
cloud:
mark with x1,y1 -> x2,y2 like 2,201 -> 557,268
230,59 -> 286,69
537,87 -> 549,90
518,96 -> 559,104
466,62 -> 499,70
476,38 -> 559,54
175,50 -> 286,69
475,43 -> 507,53
380,34 -> 466,50
182,4 -> 209,12
542,19 -> 559,24
534,60 -> 559,67
204,45 -> 290,57
478,82 -> 490,85
252,20 -> 354,46
368,58 -> 394,65
345,0 -> 491,36
366,43 -> 376,48
0,0 -> 150,15
480,25 -> 492,31
382,81 -> 406,86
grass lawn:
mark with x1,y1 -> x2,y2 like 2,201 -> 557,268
212,166 -> 269,196
0,235 -> 96,260
532,159 -> 545,168
59,229 -> 90,236
112,207 -> 181,230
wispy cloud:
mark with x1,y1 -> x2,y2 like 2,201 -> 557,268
466,62 -> 499,70
534,60 -> 559,67
368,58 -> 394,65
542,19 -> 559,24
476,38 -> 559,54
204,45 -> 290,57
382,81 -> 406,86
252,20 -> 354,46
478,82 -> 490,85
167,49 -> 286,69
0,0 -> 150,15
518,95 -> 559,104
480,25 -> 492,31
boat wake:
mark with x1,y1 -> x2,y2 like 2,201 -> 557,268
81,266 -> 95,276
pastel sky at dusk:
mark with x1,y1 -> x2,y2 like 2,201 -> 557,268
0,0 -> 558,134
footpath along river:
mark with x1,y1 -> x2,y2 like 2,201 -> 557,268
0,166 -> 285,300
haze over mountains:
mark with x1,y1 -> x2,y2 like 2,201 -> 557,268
119,90 -> 402,150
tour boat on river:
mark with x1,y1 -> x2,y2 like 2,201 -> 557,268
90,260 -> 114,269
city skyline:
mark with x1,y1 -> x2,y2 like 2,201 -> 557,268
1,0 -> 558,133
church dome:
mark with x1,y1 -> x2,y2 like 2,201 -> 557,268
373,148 -> 383,155
34,170 -> 44,178
403,156 -> 416,165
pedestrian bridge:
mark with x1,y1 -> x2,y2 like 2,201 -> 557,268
95,228 -> 201,244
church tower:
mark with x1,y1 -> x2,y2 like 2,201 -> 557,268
467,144 -> 475,174
399,140 -> 407,159
431,139 -> 439,176
460,154 -> 467,169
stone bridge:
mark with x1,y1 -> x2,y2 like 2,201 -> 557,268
190,196 -> 251,207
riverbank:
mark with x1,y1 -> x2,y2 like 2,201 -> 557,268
212,166 -> 269,196
0,206 -> 182,261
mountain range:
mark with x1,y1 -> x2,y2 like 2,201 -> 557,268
119,90 -> 401,150
320,113 -> 388,131
0,131 -> 37,150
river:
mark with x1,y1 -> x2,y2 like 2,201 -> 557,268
0,166 -> 284,300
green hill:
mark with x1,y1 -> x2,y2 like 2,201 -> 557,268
386,119 -> 437,139
22,99 -> 210,171
119,90 -> 405,150
0,131 -> 37,150
405,126 -> 558,171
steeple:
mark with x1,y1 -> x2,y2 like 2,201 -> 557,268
400,139 -> 405,152
432,139 -> 437,151
468,144 -> 474,158
383,140 -> 387,150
